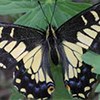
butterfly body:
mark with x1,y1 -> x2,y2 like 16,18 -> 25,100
44,25 -> 59,65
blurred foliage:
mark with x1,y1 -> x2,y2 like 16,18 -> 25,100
0,0 -> 91,29
0,0 -> 99,100
10,87 -> 25,100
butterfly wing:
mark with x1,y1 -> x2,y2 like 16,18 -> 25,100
58,41 -> 97,99
0,23 -> 55,99
14,43 -> 55,99
57,2 -> 100,53
56,2 -> 100,99
0,22 -> 44,69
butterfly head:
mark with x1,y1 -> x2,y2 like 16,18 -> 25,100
46,24 -> 57,40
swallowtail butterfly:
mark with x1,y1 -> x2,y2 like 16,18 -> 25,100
0,1 -> 99,100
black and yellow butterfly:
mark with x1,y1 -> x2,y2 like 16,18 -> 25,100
0,1 -> 100,100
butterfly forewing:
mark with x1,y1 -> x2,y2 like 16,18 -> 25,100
0,23 -> 44,69
57,2 -> 100,53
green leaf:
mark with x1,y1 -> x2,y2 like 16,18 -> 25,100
83,51 -> 100,74
58,1 -> 91,16
51,65 -> 73,100
0,0 -> 11,5
14,0 -> 91,29
0,1 -> 35,15
0,0 -> 31,5
96,84 -> 100,92
10,87 -> 25,100
0,0 -> 91,29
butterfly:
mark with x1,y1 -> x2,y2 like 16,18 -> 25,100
0,0 -> 99,100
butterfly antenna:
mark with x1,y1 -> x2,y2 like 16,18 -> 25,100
38,1 -> 50,25
50,0 -> 57,25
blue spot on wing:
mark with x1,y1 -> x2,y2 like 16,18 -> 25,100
65,63 -> 97,99
13,60 -> 54,99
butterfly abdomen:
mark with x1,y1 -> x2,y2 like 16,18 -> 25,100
46,26 -> 60,65
50,46 -> 59,65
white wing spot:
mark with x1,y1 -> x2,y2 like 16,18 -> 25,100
77,68 -> 81,73
20,88 -> 26,93
0,27 -> 3,38
4,41 -> 17,53
39,68 -> 45,82
11,42 -> 26,59
98,21 -> 100,24
81,15 -> 87,25
84,86 -> 90,92
74,68 -> 77,78
27,68 -> 32,74
72,94 -> 77,96
23,45 -> 41,63
78,93 -> 85,98
16,51 -> 28,62
89,78 -> 95,83
91,11 -> 99,21
10,28 -> 15,38
43,97 -> 48,100
91,25 -> 100,32
76,42 -> 88,49
77,31 -> 93,46
63,41 -> 83,54
25,57 -> 33,69
0,63 -> 6,69
15,78 -> 21,83
83,28 -> 98,38
31,74 -> 35,80
27,94 -> 34,98
0,63 -> 3,68
3,65 -> 6,69
35,73 -> 39,83
0,40 -> 8,48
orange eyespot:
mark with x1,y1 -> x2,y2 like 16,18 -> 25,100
66,85 -> 71,92
47,86 -> 55,95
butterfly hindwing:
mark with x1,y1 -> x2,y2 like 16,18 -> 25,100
14,44 -> 55,99
58,41 -> 97,99
0,23 -> 44,69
